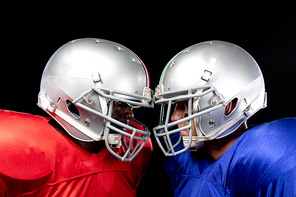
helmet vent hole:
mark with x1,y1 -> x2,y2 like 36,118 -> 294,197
66,100 -> 80,119
57,97 -> 61,104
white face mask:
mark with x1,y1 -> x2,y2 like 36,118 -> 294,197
182,136 -> 204,151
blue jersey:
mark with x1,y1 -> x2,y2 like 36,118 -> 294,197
165,118 -> 296,196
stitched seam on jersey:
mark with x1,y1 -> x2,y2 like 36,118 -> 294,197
59,135 -> 103,169
60,136 -> 139,173
19,169 -> 140,196
172,173 -> 230,193
49,169 -> 139,186
251,149 -> 296,196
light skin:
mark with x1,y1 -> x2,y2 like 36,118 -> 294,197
49,101 -> 134,153
171,100 -> 247,161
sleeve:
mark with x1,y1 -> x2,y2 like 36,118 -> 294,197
251,120 -> 296,196
253,154 -> 296,197
229,119 -> 296,197
254,169 -> 296,196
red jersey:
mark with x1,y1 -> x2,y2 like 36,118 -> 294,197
0,110 -> 152,197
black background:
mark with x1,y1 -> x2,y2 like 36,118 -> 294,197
2,1 -> 296,196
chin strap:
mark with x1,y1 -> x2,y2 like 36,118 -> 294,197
193,57 -> 218,114
187,57 -> 218,150
90,72 -> 122,148
91,73 -> 108,116
182,136 -> 204,151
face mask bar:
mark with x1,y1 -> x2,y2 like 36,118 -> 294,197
72,86 -> 152,162
153,84 -> 225,156
104,117 -> 150,162
74,86 -> 152,108
154,99 -> 193,156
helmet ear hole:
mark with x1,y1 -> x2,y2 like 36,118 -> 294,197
66,100 -> 80,119
224,98 -> 238,116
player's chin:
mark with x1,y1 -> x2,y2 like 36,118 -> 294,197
110,121 -> 127,133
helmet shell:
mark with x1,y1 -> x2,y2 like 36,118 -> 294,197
160,41 -> 265,138
39,38 -> 150,141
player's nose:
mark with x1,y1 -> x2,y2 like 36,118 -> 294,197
171,103 -> 186,122
121,105 -> 134,121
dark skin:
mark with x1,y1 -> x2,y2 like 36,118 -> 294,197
49,101 -> 134,153
203,123 -> 247,160
171,99 -> 247,161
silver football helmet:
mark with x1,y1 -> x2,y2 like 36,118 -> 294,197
153,41 -> 267,156
38,38 -> 152,161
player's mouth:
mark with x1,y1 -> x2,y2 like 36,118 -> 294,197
179,122 -> 189,136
